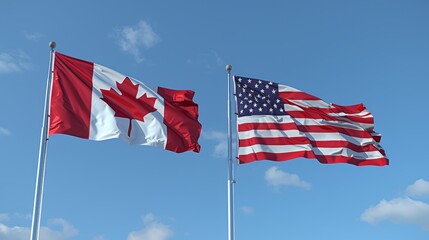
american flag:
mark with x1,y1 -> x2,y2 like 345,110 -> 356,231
234,75 -> 388,166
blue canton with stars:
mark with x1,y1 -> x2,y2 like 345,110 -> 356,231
234,76 -> 286,117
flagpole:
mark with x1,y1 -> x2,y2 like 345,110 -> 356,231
30,41 -> 56,240
226,64 -> 235,240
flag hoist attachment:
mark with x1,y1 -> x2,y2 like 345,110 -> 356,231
226,64 -> 236,240
30,41 -> 56,240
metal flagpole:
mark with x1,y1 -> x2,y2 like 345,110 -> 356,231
30,41 -> 56,240
225,64 -> 235,240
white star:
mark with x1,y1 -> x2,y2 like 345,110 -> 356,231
276,99 -> 280,103
248,79 -> 252,83
258,80 -> 262,84
274,104 -> 277,108
238,93 -> 242,97
272,89 -> 276,94
244,104 -> 248,109
238,78 -> 242,82
269,81 -> 273,85
240,109 -> 244,114
249,108 -> 253,113
253,103 -> 257,107
261,89 -> 265,93
258,107 -> 263,112
255,83 -> 259,88
265,84 -> 269,89
269,108 -> 273,112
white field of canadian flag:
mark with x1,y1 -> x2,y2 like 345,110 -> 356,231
49,52 -> 201,153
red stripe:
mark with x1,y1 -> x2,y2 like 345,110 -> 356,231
238,151 -> 388,166
238,150 -> 316,163
239,137 -> 310,147
239,137 -> 383,153
238,122 -> 298,131
49,52 -> 93,139
287,110 -> 373,124
330,103 -> 367,114
157,87 -> 201,153
238,122 -> 376,140
279,91 -> 321,101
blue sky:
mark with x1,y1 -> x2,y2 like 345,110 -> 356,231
1,0 -> 429,239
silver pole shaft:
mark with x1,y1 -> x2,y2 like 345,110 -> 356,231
226,65 -> 235,240
30,42 -> 56,240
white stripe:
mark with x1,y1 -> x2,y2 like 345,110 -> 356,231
293,116 -> 374,131
284,103 -> 372,119
288,99 -> 331,109
239,144 -> 384,160
328,110 -> 372,117
237,115 -> 295,124
238,144 -> 311,155
278,85 -> 301,93
238,114 -> 374,132
314,147 -> 384,159
238,129 -> 377,146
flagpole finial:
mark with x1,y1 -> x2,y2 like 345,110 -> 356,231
226,64 -> 232,73
49,41 -> 56,49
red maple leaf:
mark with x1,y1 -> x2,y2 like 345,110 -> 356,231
100,77 -> 157,137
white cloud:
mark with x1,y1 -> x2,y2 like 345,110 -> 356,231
92,235 -> 105,240
239,206 -> 255,215
128,214 -> 172,240
406,179 -> 429,197
0,51 -> 31,73
114,20 -> 160,62
264,166 -> 311,190
201,130 -> 228,158
24,31 -> 43,40
0,127 -> 11,136
361,197 -> 429,230
186,51 -> 224,70
0,218 -> 78,240
0,213 -> 9,221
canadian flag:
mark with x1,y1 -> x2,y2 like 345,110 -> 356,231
49,52 -> 201,153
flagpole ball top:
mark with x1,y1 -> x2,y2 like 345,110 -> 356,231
226,64 -> 232,72
49,41 -> 56,49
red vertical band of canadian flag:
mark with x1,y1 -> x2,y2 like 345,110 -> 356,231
49,52 -> 201,153
234,76 -> 388,166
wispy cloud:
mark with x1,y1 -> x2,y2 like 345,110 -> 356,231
361,179 -> 429,230
201,130 -> 228,158
128,214 -> 173,240
264,166 -> 311,190
0,213 -> 8,222
239,206 -> 255,215
0,50 -> 31,73
113,20 -> 160,62
92,235 -> 105,240
24,31 -> 43,41
186,51 -> 224,70
0,127 -> 11,136
0,217 -> 78,240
